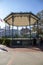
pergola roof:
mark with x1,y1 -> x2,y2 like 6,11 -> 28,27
4,12 -> 40,26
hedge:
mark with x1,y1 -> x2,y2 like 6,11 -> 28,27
0,38 -> 11,46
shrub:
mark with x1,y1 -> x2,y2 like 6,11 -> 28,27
0,38 -> 3,44
1,38 -> 11,46
5,39 -> 11,46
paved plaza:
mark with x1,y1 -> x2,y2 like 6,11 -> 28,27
0,45 -> 43,65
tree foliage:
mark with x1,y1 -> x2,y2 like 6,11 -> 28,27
37,10 -> 43,19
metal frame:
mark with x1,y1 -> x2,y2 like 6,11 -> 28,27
4,13 -> 39,39
3,12 -> 40,47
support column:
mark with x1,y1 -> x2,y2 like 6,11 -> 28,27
37,20 -> 39,38
11,15 -> 14,47
33,23 -> 35,32
17,26 -> 18,35
37,20 -> 40,46
12,15 -> 14,37
9,24 -> 10,38
26,26 -> 27,34
5,22 -> 6,38
28,15 -> 32,45
29,15 -> 31,40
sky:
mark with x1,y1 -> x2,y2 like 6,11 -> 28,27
0,0 -> 43,28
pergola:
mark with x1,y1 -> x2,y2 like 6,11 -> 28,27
4,12 -> 40,46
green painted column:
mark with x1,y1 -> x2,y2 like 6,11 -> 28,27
37,20 -> 39,38
29,15 -> 31,40
9,24 -> 10,38
11,15 -> 14,47
5,21 -> 6,38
